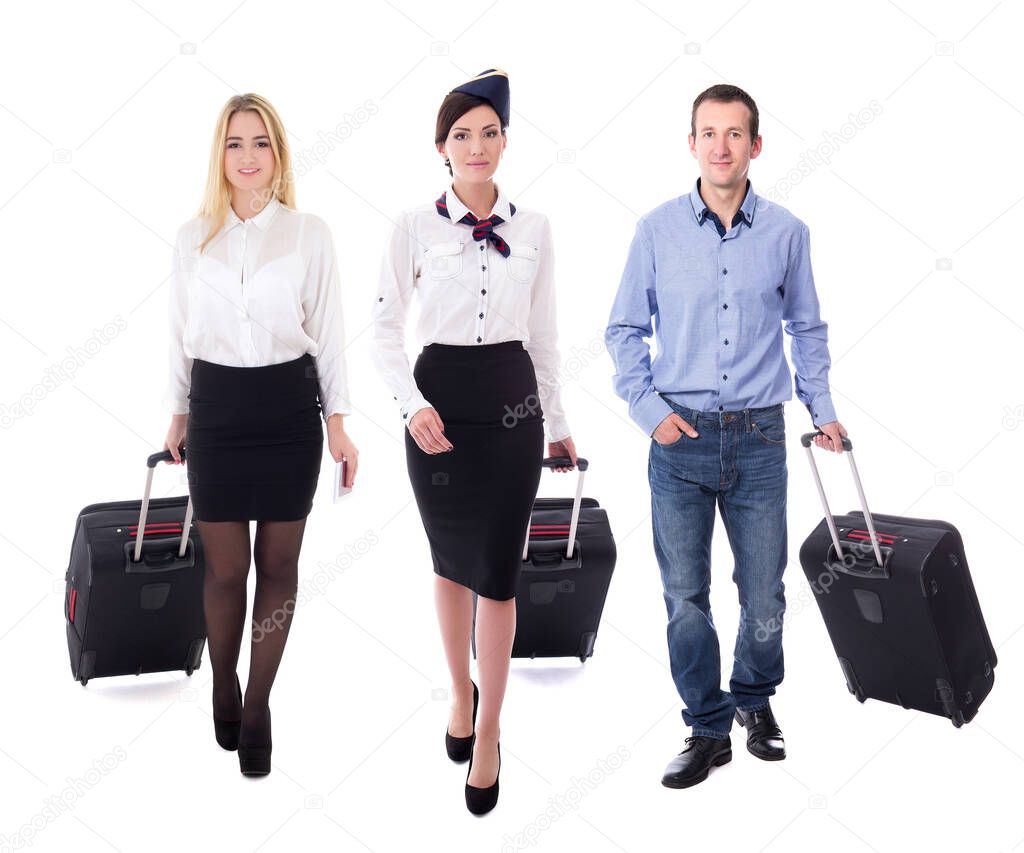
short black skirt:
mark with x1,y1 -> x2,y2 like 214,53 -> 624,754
405,340 -> 545,601
186,353 -> 323,522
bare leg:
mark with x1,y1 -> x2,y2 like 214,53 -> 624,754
434,574 -> 476,737
241,518 -> 306,744
197,520 -> 251,722
468,594 -> 516,787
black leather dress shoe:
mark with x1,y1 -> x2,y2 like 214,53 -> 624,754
661,735 -> 732,789
734,703 -> 786,761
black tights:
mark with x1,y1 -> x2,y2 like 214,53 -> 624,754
198,518 -> 307,743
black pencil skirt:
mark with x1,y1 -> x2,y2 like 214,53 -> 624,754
186,353 -> 323,522
405,341 -> 545,601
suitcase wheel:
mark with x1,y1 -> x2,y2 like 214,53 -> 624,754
79,677 -> 88,687
186,666 -> 194,677
951,711 -> 965,728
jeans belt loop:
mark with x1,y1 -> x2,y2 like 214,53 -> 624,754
745,408 -> 752,432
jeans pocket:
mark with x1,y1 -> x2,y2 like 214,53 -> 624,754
751,415 -> 786,446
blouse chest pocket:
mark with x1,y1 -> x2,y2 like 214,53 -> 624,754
506,245 -> 539,283
424,241 -> 464,280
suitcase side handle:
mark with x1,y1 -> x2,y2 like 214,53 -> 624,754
134,451 -> 193,563
799,433 -> 884,569
525,457 -> 589,561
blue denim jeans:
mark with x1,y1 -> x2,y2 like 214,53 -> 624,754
648,396 -> 788,739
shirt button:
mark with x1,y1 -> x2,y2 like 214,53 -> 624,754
719,405 -> 724,411
476,336 -> 482,343
378,296 -> 383,302
481,289 -> 486,294
722,269 -> 728,275
479,245 -> 485,251
722,303 -> 728,309
723,374 -> 728,380
479,312 -> 484,318
481,265 -> 486,271
723,339 -> 729,345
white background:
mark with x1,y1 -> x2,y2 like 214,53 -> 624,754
1,1 -> 1022,851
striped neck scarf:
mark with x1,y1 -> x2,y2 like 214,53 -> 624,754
435,192 -> 516,257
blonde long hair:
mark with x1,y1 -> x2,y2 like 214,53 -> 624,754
197,93 -> 296,253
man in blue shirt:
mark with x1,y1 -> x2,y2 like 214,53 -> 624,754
605,84 -> 848,789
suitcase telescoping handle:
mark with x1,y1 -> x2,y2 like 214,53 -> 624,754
523,456 -> 590,561
133,450 -> 193,563
799,432 -> 884,568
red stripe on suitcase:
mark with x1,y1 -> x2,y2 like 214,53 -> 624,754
69,588 -> 77,623
849,529 -> 896,543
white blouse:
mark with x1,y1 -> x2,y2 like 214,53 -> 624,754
164,196 -> 352,421
370,185 -> 571,443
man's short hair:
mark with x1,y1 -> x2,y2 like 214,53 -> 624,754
691,84 -> 759,140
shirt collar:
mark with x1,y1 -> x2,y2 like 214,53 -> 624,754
443,183 -> 514,222
688,177 -> 757,229
226,195 -> 281,230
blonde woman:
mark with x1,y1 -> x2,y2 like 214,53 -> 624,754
372,69 -> 578,814
161,93 -> 358,777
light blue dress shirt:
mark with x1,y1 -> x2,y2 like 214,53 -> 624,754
605,178 -> 837,437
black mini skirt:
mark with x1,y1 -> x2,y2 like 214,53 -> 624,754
186,353 -> 323,522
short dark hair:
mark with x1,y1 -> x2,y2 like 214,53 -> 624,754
435,92 -> 506,176
690,84 -> 759,141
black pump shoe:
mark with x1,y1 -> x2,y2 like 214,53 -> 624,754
445,680 -> 479,763
212,673 -> 243,751
735,703 -> 786,761
238,708 -> 272,777
465,740 -> 500,815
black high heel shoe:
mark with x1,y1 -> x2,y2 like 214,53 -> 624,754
212,673 -> 243,751
465,740 -> 500,815
445,680 -> 479,763
238,708 -> 272,777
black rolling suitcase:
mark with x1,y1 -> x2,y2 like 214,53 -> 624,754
65,450 -> 207,685
797,432 -> 996,726
473,457 -> 617,662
